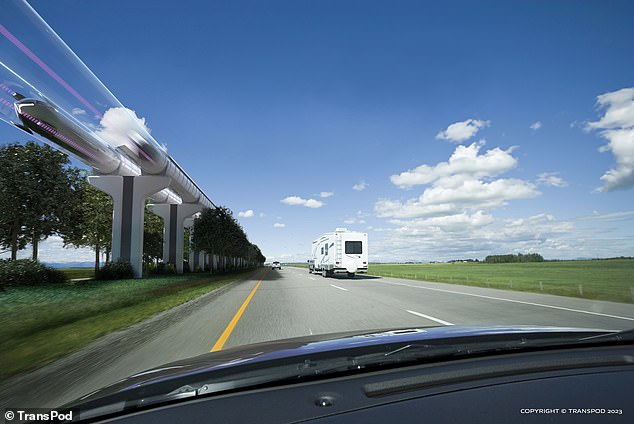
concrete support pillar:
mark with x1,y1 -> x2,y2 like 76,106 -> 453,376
150,203 -> 202,274
199,251 -> 206,271
89,175 -> 170,278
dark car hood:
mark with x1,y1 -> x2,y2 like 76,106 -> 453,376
71,324 -> 614,406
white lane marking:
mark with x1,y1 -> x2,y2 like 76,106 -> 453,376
381,280 -> 634,322
330,284 -> 349,292
407,310 -> 454,326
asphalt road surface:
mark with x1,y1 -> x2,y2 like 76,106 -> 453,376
3,266 -> 634,409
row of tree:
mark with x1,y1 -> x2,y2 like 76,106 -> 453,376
1,141 -> 264,273
192,206 -> 265,272
484,253 -> 544,263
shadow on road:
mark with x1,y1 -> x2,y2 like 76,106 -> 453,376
316,274 -> 382,280
257,269 -> 284,281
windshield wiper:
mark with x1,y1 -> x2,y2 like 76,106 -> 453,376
313,330 -> 634,374
577,328 -> 634,343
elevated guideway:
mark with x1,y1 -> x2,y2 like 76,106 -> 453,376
0,0 -> 215,276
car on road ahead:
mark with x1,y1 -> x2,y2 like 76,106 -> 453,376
271,261 -> 282,270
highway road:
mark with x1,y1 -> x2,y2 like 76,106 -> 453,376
3,266 -> 634,409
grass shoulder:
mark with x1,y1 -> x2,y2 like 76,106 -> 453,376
0,269 -> 257,381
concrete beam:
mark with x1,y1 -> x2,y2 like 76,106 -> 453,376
89,175 -> 170,278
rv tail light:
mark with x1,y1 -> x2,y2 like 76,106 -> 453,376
336,261 -> 340,264
363,261 -> 367,264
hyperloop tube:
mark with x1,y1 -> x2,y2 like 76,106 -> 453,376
12,95 -> 183,204
14,97 -> 125,175
127,130 -> 207,205
2,1 -> 214,208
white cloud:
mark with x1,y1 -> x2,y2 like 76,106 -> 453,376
259,212 -> 266,218
95,107 -> 152,156
375,199 -> 456,219
530,121 -> 542,131
319,191 -> 334,198
343,218 -> 367,225
578,210 -> 634,222
376,179 -> 537,220
436,119 -> 490,143
420,178 -> 537,207
369,213 -> 579,262
390,142 -> 518,189
352,181 -> 368,191
586,87 -> 634,191
587,87 -> 634,130
376,142 -> 539,226
72,107 -> 87,116
388,211 -> 495,233
238,209 -> 254,218
280,196 -> 324,208
273,223 -> 286,228
537,172 -> 568,188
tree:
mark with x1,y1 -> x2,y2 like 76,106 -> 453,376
0,143 -> 30,259
183,226 -> 192,271
484,253 -> 544,263
193,206 -> 265,272
0,141 -> 82,260
143,201 -> 163,266
62,175 -> 112,272
193,206 -> 230,272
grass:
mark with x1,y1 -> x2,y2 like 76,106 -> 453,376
367,260 -> 634,303
0,270 -> 256,381
58,267 -> 95,279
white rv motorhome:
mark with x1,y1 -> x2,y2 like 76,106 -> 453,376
309,228 -> 368,277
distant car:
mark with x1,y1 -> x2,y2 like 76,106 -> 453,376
272,261 -> 282,270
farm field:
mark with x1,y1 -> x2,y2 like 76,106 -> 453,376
366,260 -> 634,304
59,267 -> 94,279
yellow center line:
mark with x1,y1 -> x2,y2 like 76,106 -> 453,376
210,274 -> 265,352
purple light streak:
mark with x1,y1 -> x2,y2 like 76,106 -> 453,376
0,84 -> 17,109
0,82 -> 17,97
0,24 -> 102,118
0,96 -> 13,108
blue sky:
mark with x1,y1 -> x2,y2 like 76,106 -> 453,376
1,0 -> 633,263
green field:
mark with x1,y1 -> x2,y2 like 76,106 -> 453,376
367,260 -> 634,303
0,270 -> 255,381
59,267 -> 95,279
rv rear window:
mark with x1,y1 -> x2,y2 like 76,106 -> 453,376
345,241 -> 362,254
